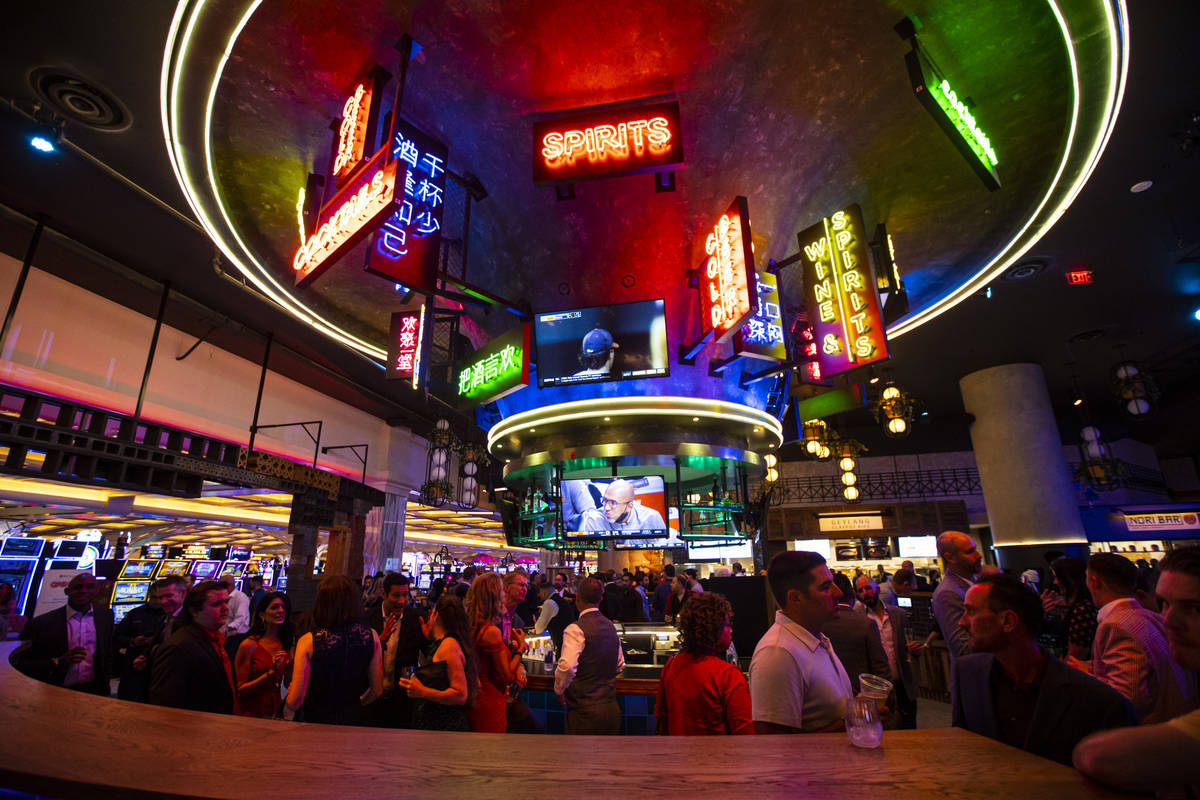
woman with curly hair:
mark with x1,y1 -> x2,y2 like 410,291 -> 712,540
465,572 -> 525,732
656,591 -> 753,735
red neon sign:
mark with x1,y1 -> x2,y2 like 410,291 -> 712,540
699,196 -> 758,343
532,100 -> 684,184
294,152 -> 398,287
332,83 -> 372,180
387,309 -> 424,387
1066,269 -> 1093,285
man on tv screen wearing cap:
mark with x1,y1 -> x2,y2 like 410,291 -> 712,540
577,479 -> 666,533
572,326 -> 619,378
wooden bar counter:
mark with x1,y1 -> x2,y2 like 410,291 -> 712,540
0,643 -> 1125,799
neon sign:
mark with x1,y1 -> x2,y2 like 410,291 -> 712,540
293,153 -> 399,287
734,271 -> 786,362
455,324 -> 531,407
532,99 -> 684,184
366,119 -> 448,294
700,196 -> 758,343
332,83 -> 369,179
906,47 -> 1000,191
1066,268 -> 1093,285
798,204 -> 889,378
387,308 -> 424,387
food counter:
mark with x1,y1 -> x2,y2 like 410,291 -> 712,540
0,642 -> 1123,799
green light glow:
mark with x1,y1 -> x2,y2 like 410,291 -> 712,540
931,78 -> 998,166
459,343 -> 523,399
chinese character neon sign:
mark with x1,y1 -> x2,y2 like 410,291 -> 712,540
294,153 -> 399,287
700,196 -> 758,343
798,204 -> 889,378
387,308 -> 424,387
366,119 -> 448,294
532,99 -> 684,184
734,271 -> 786,362
455,324 -> 531,407
906,46 -> 1000,191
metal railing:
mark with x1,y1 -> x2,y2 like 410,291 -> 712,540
764,467 -> 982,505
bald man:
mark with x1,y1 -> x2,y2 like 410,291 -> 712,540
932,530 -> 984,662
577,479 -> 667,533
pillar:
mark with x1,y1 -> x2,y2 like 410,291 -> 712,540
959,364 -> 1088,574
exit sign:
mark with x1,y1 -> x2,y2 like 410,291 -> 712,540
1066,269 -> 1093,285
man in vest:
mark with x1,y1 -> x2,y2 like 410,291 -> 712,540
554,577 -> 625,734
535,572 -> 578,655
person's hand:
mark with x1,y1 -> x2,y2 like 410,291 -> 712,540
515,664 -> 528,689
557,693 -> 567,707
400,676 -> 426,699
66,647 -> 89,664
381,612 -> 400,644
132,654 -> 147,671
511,629 -> 526,654
1041,589 -> 1063,614
906,641 -> 926,655
270,650 -> 290,679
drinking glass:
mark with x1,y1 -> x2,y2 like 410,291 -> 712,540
858,673 -> 893,704
845,697 -> 883,749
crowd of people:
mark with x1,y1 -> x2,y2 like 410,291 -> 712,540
9,536 -> 1200,793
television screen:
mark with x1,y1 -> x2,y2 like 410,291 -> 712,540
789,539 -> 832,561
534,298 -> 669,388
119,560 -> 157,578
156,560 -> 191,577
140,544 -> 165,559
612,507 -> 686,550
898,535 -> 938,558
864,537 -> 892,560
1,537 -> 45,557
221,561 -> 248,577
55,540 -> 88,559
687,540 -> 753,561
191,560 -> 222,579
228,546 -> 254,561
113,580 -> 150,604
563,475 -> 668,539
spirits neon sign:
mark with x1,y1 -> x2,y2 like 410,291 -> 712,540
699,196 -> 758,343
798,204 -> 889,377
532,99 -> 684,184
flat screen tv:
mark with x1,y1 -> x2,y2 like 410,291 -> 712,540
563,475 -> 668,539
221,560 -> 248,577
534,298 -> 669,388
190,560 -> 222,579
119,560 -> 157,579
1,537 -> 44,557
898,535 -> 938,558
55,540 -> 88,559
113,580 -> 150,604
687,540 -> 753,561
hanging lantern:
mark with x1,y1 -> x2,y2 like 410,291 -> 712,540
874,382 -> 915,439
1075,425 -> 1124,492
802,419 -> 827,454
816,444 -> 831,460
686,492 -> 701,504
1112,362 -> 1159,418
763,453 -> 778,469
841,472 -> 857,487
843,485 -> 860,503
887,417 -> 908,436
765,468 -> 780,483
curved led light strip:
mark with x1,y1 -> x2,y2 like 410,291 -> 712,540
162,1 -> 1125,356
161,1 -> 387,359
487,397 -> 784,452
887,0 -> 1128,339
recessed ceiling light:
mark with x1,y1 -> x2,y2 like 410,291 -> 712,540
692,417 -> 700,422
603,417 -> 610,421
1130,180 -> 1153,193
754,427 -> 762,432
528,428 -> 535,433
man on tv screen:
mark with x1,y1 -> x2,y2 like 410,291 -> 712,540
572,327 -> 619,378
577,479 -> 665,533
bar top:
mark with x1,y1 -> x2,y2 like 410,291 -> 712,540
0,643 -> 1123,799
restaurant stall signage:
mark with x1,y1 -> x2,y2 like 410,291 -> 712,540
455,323 -> 531,406
1123,512 -> 1200,532
532,99 -> 683,184
366,120 -> 448,293
700,196 -> 758,344
734,271 -> 786,361
386,308 -> 425,387
798,204 -> 889,377
906,47 -> 1000,191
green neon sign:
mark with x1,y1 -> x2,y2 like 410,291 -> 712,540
930,78 -> 997,167
906,46 -> 1001,191
455,323 -> 530,407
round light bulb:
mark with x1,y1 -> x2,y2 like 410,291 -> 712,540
462,476 -> 477,492
882,387 -> 900,400
436,419 -> 450,430
763,453 -> 778,469
1080,426 -> 1101,442
817,445 -> 831,460
432,449 -> 449,468
841,472 -> 857,487
843,485 -> 860,502
463,461 -> 478,476
806,440 -> 819,454
430,465 -> 447,481
838,456 -> 855,472
887,417 -> 907,435
1126,398 -> 1151,415
765,468 -> 779,483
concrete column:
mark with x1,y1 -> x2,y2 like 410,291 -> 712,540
959,364 -> 1088,573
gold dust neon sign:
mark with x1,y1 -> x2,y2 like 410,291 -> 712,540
699,196 -> 757,342
798,204 -> 889,377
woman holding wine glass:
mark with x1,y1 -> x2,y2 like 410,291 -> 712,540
234,592 -> 294,718
398,595 -> 476,731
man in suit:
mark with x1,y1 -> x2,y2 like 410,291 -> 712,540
149,580 -> 236,714
823,573 -> 888,695
113,577 -> 167,702
932,530 -> 983,663
1073,552 -> 1196,723
855,575 -> 920,729
364,572 -> 425,728
15,572 -> 113,695
952,572 -> 1134,766
555,578 -> 625,735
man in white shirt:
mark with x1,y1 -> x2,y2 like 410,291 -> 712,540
750,551 -> 853,733
554,578 -> 625,734
219,576 -> 250,636
15,572 -> 113,695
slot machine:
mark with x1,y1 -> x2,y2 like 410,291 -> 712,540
111,579 -> 152,623
0,536 -> 51,617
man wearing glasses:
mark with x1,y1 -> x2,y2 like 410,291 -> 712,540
578,479 -> 666,533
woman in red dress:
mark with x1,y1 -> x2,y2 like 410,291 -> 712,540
656,592 -> 753,735
465,573 -> 525,732
234,592 -> 294,718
